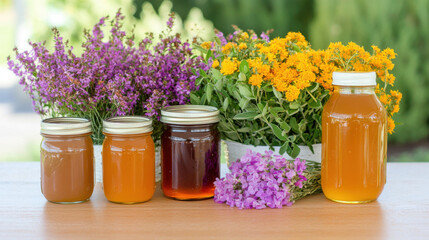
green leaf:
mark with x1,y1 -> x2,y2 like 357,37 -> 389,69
223,97 -> 229,111
279,141 -> 289,155
279,121 -> 291,133
239,60 -> 249,73
238,98 -> 250,109
270,107 -> 285,113
270,109 -> 279,118
205,50 -> 213,62
269,123 -> 287,141
290,117 -> 299,132
224,131 -> 239,141
289,101 -> 300,109
238,72 -> 247,82
206,84 -> 214,103
199,68 -> 208,78
257,103 -> 264,112
237,127 -> 251,133
309,82 -> 319,93
238,84 -> 253,98
196,76 -> 204,86
190,93 -> 200,105
287,109 -> 299,115
233,111 -> 258,120
262,103 -> 268,116
211,68 -> 223,81
273,87 -> 283,100
290,143 -> 301,159
309,99 -> 322,109
215,78 -> 224,91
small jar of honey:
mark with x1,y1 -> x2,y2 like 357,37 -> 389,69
161,105 -> 220,200
40,117 -> 94,204
102,116 -> 155,204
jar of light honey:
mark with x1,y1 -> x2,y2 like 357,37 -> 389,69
40,117 -> 94,204
321,72 -> 387,203
102,116 -> 155,204
161,105 -> 220,200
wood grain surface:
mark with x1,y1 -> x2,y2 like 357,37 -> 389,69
0,162 -> 428,240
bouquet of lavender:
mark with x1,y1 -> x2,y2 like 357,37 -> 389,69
7,10 -> 208,144
214,150 -> 321,209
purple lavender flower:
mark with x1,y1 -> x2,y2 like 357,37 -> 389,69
261,32 -> 270,42
7,9 -> 208,144
215,31 -> 227,45
214,150 -> 307,209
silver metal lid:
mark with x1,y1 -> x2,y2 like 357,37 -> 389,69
41,117 -> 92,135
161,105 -> 220,125
103,116 -> 153,135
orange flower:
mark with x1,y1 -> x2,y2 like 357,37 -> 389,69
220,58 -> 238,75
212,59 -> 219,68
239,43 -> 247,50
249,74 -> 263,87
387,117 -> 395,134
285,85 -> 300,102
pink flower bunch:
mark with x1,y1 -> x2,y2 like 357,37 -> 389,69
214,150 -> 307,209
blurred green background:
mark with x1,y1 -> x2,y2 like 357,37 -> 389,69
1,0 -> 428,162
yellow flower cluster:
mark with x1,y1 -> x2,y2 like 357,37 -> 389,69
327,42 -> 399,133
220,58 -> 239,75
204,29 -> 402,133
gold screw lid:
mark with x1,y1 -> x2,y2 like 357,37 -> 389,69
41,117 -> 92,135
161,105 -> 219,125
103,116 -> 153,135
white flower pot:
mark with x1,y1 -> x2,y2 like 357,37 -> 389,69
94,145 -> 162,183
223,140 -> 321,164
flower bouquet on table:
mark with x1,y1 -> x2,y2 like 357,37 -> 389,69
192,28 -> 401,208
7,11 -> 208,181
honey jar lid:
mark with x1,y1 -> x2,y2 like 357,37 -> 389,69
103,116 -> 153,134
41,117 -> 92,135
161,105 -> 219,125
332,71 -> 376,86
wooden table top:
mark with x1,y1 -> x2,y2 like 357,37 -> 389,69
0,162 -> 428,240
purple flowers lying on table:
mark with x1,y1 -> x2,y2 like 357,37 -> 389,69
214,150 -> 307,209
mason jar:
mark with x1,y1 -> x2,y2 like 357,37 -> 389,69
102,116 -> 155,204
322,72 -> 388,203
40,117 -> 94,204
161,105 -> 220,200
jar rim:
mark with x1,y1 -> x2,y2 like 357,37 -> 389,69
161,105 -> 219,125
41,117 -> 92,135
103,116 -> 153,135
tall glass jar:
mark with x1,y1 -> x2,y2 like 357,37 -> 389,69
161,105 -> 220,200
322,72 -> 387,203
102,116 -> 155,204
40,118 -> 94,204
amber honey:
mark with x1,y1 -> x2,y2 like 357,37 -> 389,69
40,118 -> 94,204
321,72 -> 387,203
161,105 -> 220,200
102,116 -> 155,204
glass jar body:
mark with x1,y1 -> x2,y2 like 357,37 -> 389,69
161,123 -> 220,200
41,133 -> 94,204
321,86 -> 387,203
102,132 -> 155,204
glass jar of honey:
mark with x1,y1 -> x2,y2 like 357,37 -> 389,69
102,116 -> 155,204
40,117 -> 94,204
321,72 -> 387,204
161,105 -> 220,200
